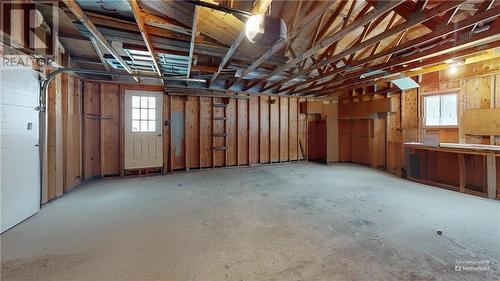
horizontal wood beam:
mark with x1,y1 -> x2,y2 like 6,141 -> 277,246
229,1 -> 337,89
187,6 -> 200,80
287,3 -> 499,95
210,0 -> 272,84
315,36 -> 500,97
243,0 -> 405,90
266,0 -> 466,93
62,0 -> 138,81
130,0 -> 162,76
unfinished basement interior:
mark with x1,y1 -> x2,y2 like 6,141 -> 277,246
1,0 -> 500,280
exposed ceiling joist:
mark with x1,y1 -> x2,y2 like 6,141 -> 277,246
61,0 -> 138,81
210,0 -> 272,84
89,37 -> 114,80
229,1 -> 337,89
129,0 -> 162,76
315,24 -> 500,96
293,4 -> 500,95
187,6 -> 200,80
266,0 -> 466,93
244,0 -> 405,91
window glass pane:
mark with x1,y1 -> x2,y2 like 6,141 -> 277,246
140,96 -> 148,108
132,96 -> 140,108
132,108 -> 140,119
140,120 -> 148,131
425,96 -> 440,126
132,120 -> 140,132
148,97 -> 155,108
440,94 -> 458,126
148,121 -> 156,132
148,108 -> 155,120
140,108 -> 148,119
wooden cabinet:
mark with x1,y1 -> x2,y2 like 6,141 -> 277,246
308,120 -> 327,163
405,143 -> 499,200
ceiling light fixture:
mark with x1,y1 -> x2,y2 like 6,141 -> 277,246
245,14 -> 287,46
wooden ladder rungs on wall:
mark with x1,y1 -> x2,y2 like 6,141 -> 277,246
212,146 -> 227,151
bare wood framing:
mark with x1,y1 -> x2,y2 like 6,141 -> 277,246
244,0 -> 405,90
129,0 -> 162,76
187,6 -> 200,80
62,0 -> 138,81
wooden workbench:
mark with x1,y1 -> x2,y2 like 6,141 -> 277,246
404,143 -> 499,200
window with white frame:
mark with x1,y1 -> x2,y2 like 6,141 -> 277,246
131,96 -> 156,132
424,93 -> 458,127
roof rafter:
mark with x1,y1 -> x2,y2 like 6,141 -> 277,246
129,0 -> 162,76
228,1 -> 337,90
61,0 -> 138,81
313,19 -> 500,96
243,0 -> 404,91
187,6 -> 200,80
267,0 -> 465,94
89,37 -> 114,81
210,0 -> 272,84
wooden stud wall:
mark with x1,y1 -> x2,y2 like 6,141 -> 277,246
44,52 -> 82,203
81,82 -> 307,175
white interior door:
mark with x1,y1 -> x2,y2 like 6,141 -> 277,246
124,90 -> 163,169
1,67 -> 41,233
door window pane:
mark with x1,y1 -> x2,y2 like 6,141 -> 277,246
148,97 -> 155,108
148,108 -> 155,120
148,121 -> 156,132
132,108 -> 140,119
132,120 -> 140,132
131,95 -> 158,132
132,96 -> 140,107
140,96 -> 148,108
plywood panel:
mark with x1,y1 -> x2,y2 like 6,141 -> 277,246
462,108 -> 500,136
100,83 -> 120,176
372,117 -> 386,169
249,96 -> 259,164
185,96 -> 200,169
464,154 -> 487,193
402,89 -> 418,142
259,96 -> 269,163
464,76 -> 491,110
82,82 -> 101,179
200,97 -> 212,167
339,119 -> 352,162
227,98 -> 237,166
339,97 -> 393,118
280,97 -> 289,162
289,98 -> 298,161
238,99 -> 249,165
387,93 -> 402,175
171,96 -> 186,170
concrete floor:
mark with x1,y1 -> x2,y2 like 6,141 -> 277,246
1,162 -> 499,281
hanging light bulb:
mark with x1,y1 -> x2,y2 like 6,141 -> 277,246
245,14 -> 287,46
245,14 -> 265,43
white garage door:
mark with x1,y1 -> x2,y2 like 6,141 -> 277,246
1,67 -> 41,233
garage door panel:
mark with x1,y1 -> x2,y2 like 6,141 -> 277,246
1,67 -> 40,233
